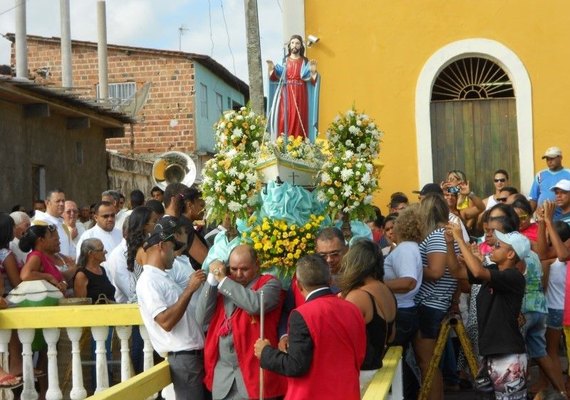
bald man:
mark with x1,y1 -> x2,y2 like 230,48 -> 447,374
196,245 -> 286,400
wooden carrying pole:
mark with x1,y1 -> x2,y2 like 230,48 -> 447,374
259,290 -> 265,400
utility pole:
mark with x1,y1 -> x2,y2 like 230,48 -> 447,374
244,0 -> 264,116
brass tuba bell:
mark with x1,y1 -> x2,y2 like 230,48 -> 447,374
152,151 -> 197,191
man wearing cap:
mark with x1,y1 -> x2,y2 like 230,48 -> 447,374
196,244 -> 286,400
447,223 -> 530,398
136,219 -> 207,400
529,147 -> 570,214
550,179 -> 570,225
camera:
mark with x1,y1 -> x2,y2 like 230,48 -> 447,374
447,186 -> 460,194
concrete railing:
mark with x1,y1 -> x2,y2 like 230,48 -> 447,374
0,304 -> 161,400
1,304 -> 404,400
363,346 -> 404,400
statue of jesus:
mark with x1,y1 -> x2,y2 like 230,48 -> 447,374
267,35 -> 320,142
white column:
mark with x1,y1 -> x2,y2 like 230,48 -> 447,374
15,0 -> 28,79
91,326 -> 110,393
66,328 -> 87,400
59,0 -> 73,88
139,325 -> 154,371
115,326 -> 132,382
96,0 -> 108,101
0,330 -> 14,400
139,325 -> 157,400
43,328 -> 62,400
18,329 -> 38,400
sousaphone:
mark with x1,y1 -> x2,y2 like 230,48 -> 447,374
152,151 -> 197,190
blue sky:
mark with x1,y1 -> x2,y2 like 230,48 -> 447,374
0,0 -> 285,83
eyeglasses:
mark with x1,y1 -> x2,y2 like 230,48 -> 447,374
494,178 -> 506,183
98,213 -> 116,219
496,197 -> 508,203
517,212 -> 529,220
318,250 -> 343,259
92,248 -> 106,253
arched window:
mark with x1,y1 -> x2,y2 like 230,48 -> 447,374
432,57 -> 514,101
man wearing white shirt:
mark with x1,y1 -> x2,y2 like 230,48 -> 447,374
33,189 -> 73,257
76,201 -> 122,260
136,219 -> 206,400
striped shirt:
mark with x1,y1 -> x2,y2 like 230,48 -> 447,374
414,227 -> 458,311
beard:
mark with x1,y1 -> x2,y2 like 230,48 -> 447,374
290,46 -> 300,55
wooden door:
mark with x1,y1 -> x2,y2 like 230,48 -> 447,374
430,98 -> 519,196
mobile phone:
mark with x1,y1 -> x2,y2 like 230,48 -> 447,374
447,186 -> 460,194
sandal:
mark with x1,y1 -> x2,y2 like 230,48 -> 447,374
0,374 -> 22,389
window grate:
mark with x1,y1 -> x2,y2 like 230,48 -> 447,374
431,57 -> 514,101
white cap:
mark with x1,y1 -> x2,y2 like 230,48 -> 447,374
550,179 -> 570,192
494,231 -> 530,260
542,146 -> 562,159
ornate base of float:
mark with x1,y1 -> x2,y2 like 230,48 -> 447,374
256,155 -> 320,188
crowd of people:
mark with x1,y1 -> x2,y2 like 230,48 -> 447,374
0,145 -> 569,399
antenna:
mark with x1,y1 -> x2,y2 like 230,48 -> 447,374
178,25 -> 190,51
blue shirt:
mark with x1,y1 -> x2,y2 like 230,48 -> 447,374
529,168 -> 570,205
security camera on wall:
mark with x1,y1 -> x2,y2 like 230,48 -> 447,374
307,35 -> 320,47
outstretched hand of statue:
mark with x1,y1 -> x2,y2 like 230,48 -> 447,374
309,59 -> 318,77
266,60 -> 275,74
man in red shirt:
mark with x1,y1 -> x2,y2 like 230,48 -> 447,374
255,254 -> 366,400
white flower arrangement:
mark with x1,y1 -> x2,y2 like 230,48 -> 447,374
214,106 -> 266,154
326,107 -> 383,158
201,152 -> 260,225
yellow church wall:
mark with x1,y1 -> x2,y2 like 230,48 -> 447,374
304,0 -> 570,212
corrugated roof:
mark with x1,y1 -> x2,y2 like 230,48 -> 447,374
0,75 -> 134,126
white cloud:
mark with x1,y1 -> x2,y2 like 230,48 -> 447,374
0,0 -> 284,84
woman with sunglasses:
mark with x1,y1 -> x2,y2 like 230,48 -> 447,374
19,224 -> 68,293
74,238 -> 115,303
483,170 -> 510,210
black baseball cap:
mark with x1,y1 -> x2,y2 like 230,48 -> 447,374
413,183 -> 443,196
143,216 -> 184,251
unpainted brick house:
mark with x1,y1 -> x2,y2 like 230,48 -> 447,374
7,34 -> 249,158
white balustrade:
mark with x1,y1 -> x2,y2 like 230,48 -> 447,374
43,328 -> 62,400
0,329 -> 14,400
139,325 -> 157,400
115,326 -> 132,382
17,328 -> 38,400
66,327 -> 87,400
0,305 -> 149,399
90,326 -> 110,393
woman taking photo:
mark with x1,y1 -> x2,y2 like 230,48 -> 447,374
74,238 -> 115,303
338,239 -> 397,395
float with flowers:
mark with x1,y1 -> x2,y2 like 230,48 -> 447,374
201,105 -> 383,280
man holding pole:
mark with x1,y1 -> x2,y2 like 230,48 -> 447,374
254,254 -> 366,400
196,244 -> 286,399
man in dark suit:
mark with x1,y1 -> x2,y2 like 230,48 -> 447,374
196,244 -> 286,399
254,254 -> 366,400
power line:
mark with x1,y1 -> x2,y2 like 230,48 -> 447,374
219,0 -> 236,76
0,0 -> 27,17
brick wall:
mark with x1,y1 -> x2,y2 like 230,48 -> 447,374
17,38 -> 197,155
